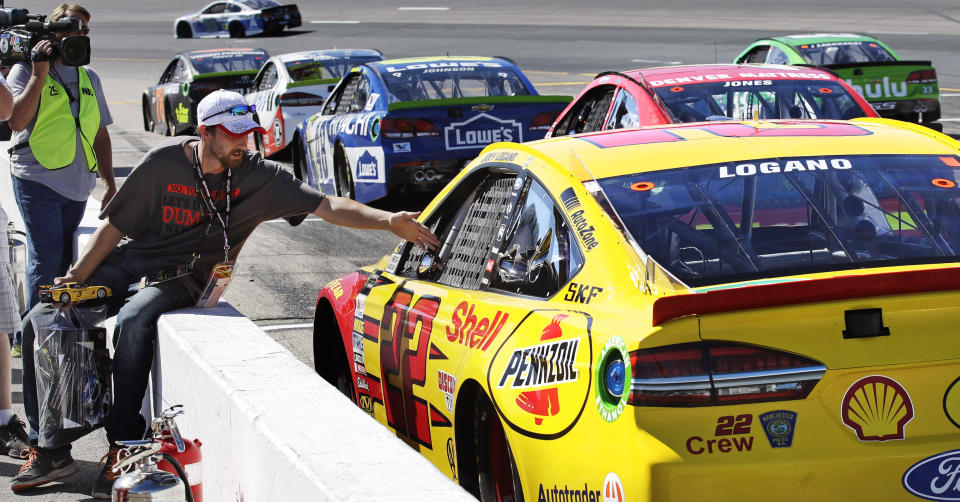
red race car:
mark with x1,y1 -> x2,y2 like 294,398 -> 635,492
548,63 -> 878,137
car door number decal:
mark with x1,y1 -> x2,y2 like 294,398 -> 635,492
377,288 -> 441,448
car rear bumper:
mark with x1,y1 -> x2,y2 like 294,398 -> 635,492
873,98 -> 941,123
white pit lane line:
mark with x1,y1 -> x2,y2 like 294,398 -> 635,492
310,20 -> 361,24
398,6 -> 450,10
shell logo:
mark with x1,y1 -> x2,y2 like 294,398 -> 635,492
602,472 -> 625,502
842,375 -> 914,441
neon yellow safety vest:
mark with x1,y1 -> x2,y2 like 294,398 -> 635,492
28,67 -> 100,171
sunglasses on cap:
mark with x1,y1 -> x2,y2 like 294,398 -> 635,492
202,104 -> 256,122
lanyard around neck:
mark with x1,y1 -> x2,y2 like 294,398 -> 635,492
191,143 -> 232,265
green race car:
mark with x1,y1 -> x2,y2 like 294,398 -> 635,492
735,33 -> 940,128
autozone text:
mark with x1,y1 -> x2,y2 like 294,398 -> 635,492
649,72 -> 830,87
497,339 -> 580,389
719,158 -> 851,179
537,483 -> 601,502
445,302 -> 509,350
569,210 -> 599,250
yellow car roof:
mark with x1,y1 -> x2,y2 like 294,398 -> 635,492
524,119 -> 960,181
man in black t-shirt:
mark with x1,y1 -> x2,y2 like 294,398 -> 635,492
12,90 -> 440,497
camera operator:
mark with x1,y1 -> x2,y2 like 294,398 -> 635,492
6,3 -> 114,323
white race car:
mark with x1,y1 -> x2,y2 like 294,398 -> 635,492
244,49 -> 384,158
174,0 -> 301,39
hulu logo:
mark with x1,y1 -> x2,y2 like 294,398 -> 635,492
845,77 -> 908,99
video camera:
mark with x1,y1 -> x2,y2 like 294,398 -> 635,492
0,6 -> 90,67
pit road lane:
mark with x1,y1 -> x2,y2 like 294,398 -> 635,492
2,1 -> 960,499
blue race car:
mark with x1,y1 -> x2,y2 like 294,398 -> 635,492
290,56 -> 571,202
174,0 -> 301,39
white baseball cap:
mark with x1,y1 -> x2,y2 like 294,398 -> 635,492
197,90 -> 265,137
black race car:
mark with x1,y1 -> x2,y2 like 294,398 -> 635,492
142,47 -> 269,135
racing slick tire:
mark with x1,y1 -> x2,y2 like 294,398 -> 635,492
59,293 -> 70,304
176,22 -> 192,39
228,22 -> 246,38
312,304 -> 355,404
142,97 -> 154,132
475,393 -> 524,502
290,133 -> 305,182
333,144 -> 355,200
253,131 -> 267,158
165,101 -> 176,137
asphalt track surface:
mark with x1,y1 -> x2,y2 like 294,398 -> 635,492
2,1 -> 960,499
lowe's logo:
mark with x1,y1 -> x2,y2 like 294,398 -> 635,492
356,150 -> 379,180
902,449 -> 960,500
444,113 -> 522,151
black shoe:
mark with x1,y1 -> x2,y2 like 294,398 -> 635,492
91,446 -> 128,500
10,447 -> 79,492
0,415 -> 30,459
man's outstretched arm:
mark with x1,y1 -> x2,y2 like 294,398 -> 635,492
312,196 -> 440,251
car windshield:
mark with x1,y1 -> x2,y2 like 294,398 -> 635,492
651,80 -> 866,121
597,154 -> 960,287
190,50 -> 267,74
379,63 -> 530,102
794,41 -> 896,65
285,55 -> 383,81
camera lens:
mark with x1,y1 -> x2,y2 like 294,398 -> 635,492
59,36 -> 89,66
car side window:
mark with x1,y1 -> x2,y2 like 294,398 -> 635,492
159,60 -> 178,84
766,47 -> 790,65
227,4 -> 243,12
203,3 -> 226,14
740,46 -> 769,64
489,179 -> 583,297
174,60 -> 190,82
605,88 -> 639,130
348,76 -> 370,112
333,74 -> 363,114
396,169 -> 517,290
257,63 -> 278,92
552,85 -> 616,136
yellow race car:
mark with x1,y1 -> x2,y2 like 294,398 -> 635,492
39,282 -> 112,304
313,117 -> 960,501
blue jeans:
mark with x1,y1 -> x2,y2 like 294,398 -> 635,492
11,176 -> 86,315
21,257 -> 195,447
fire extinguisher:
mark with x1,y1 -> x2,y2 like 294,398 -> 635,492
152,406 -> 203,502
112,440 -> 190,501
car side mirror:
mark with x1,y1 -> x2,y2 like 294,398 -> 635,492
496,256 -> 528,285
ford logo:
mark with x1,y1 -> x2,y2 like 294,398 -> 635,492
902,450 -> 960,501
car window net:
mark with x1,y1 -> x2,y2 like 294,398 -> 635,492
597,154 -> 960,287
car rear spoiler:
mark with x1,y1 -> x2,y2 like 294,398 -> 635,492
651,265 -> 960,326
822,60 -> 934,70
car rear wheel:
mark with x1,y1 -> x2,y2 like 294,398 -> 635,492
253,132 -> 266,158
59,293 -> 70,304
142,98 -> 154,132
229,22 -> 245,38
165,102 -> 176,136
97,288 -> 106,298
334,144 -> 354,199
176,22 -> 192,39
291,134 -> 305,182
475,394 -> 524,502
